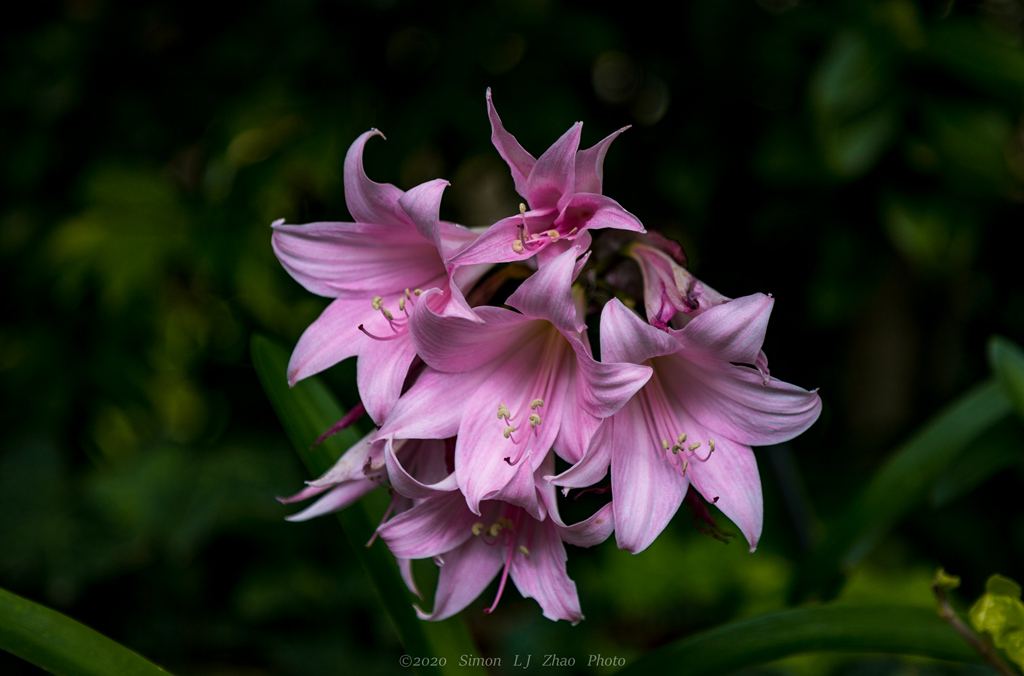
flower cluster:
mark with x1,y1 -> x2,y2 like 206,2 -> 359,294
272,90 -> 822,624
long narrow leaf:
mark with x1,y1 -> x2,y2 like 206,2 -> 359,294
250,334 -> 484,676
616,605 -> 980,676
0,586 -> 171,676
793,378 -> 1012,601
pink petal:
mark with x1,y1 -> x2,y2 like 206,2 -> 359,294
284,480 -> 378,522
599,298 -> 680,364
377,490 -> 478,559
415,533 -> 504,621
487,88 -> 536,199
385,438 -> 459,500
571,338 -> 652,420
344,130 -> 406,227
574,126 -> 629,195
447,210 -> 557,267
506,246 -> 587,335
510,517 -> 584,624
686,442 -> 763,552
671,293 -> 774,366
307,432 -> 380,487
610,397 -> 690,554
272,221 -> 442,296
410,296 -> 534,372
548,417 -> 613,489
356,329 -> 418,425
286,297 -> 366,385
397,178 -> 449,256
560,192 -> 645,234
525,122 -> 582,213
374,367 -> 485,442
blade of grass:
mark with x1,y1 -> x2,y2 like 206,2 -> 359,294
616,605 -> 980,676
0,586 -> 172,676
250,333 -> 484,676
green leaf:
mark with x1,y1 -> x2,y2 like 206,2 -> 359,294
0,586 -> 172,676
616,605 -> 979,676
989,336 -> 1024,419
970,574 -> 1024,670
250,333 -> 484,676
793,378 -> 1012,602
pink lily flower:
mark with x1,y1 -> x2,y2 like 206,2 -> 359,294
628,235 -> 730,330
374,246 -> 651,520
272,130 -> 488,424
551,296 -> 822,554
377,454 -> 614,624
449,89 -> 645,267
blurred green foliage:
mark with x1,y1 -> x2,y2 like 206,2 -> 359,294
3,0 -> 1024,674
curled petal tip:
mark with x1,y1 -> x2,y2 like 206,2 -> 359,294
271,218 -> 285,228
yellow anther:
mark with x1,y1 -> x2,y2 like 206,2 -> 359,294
498,517 -> 514,530
519,203 -> 527,215
681,460 -> 689,474
413,289 -> 423,296
512,239 -> 524,253
688,441 -> 701,451
671,445 -> 681,454
677,433 -> 687,444
548,230 -> 560,239
503,425 -> 516,439
472,523 -> 485,536
371,296 -> 383,310
530,398 -> 544,410
398,297 -> 406,312
489,524 -> 502,537
709,439 -> 716,453
497,403 -> 511,420
519,545 -> 530,556
404,288 -> 411,299
529,413 -> 542,428
381,308 -> 394,320
661,439 -> 670,451
566,227 -> 578,236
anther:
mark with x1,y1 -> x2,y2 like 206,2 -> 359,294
472,523 -> 485,536
489,524 -> 502,537
497,403 -> 511,420
519,545 -> 530,556
677,433 -> 687,444
371,296 -> 383,310
381,308 -> 394,321
548,230 -> 560,239
688,441 -> 701,451
529,413 -> 542,428
404,288 -> 411,299
512,239 -> 524,253
503,425 -> 516,439
566,227 -> 578,236
530,399 -> 544,410
519,203 -> 527,216
413,289 -> 423,296
681,460 -> 689,475
708,439 -> 716,453
661,439 -> 670,451
398,297 -> 406,312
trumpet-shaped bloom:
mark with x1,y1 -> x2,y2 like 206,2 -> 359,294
552,296 -> 822,554
272,130 -> 487,424
377,455 -> 614,623
628,237 -> 730,330
375,246 -> 651,520
450,89 -> 645,267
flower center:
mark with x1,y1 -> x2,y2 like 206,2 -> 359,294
471,505 -> 533,615
511,203 -> 578,253
358,287 -> 427,341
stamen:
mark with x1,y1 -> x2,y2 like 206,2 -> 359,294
413,289 -> 423,296
503,425 -> 516,439
472,523 -> 485,536
358,324 -> 402,341
512,239 -> 524,253
519,203 -> 527,216
519,545 -> 530,556
529,413 -> 542,428
489,523 -> 502,537
681,459 -> 689,475
566,227 -> 578,236
404,288 -> 411,299
371,296 -> 383,310
661,439 -> 670,451
548,230 -> 559,239
398,297 -> 406,312
381,307 -> 394,321
530,398 -> 544,410
497,403 -> 511,420
709,439 -> 716,453
688,441 -> 701,451
678,433 -> 687,444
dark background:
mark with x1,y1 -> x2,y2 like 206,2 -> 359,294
2,0 -> 1023,674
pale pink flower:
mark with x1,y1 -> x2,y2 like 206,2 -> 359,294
272,130 -> 487,424
377,455 -> 614,624
552,295 -> 821,554
450,89 -> 645,267
374,246 -> 651,520
628,235 -> 730,330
